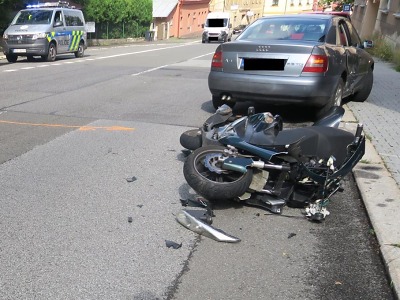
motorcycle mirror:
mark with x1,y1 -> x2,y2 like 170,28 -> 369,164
248,106 -> 255,116
216,104 -> 232,116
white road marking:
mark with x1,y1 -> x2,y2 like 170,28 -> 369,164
1,41 -> 205,74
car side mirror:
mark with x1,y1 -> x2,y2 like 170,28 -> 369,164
363,40 -> 373,49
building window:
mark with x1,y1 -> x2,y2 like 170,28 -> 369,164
272,0 -> 279,6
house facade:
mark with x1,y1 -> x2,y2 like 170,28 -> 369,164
209,0 -> 265,28
351,0 -> 400,48
152,0 -> 210,40
263,0 -> 314,15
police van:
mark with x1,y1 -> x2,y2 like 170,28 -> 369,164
2,1 -> 87,63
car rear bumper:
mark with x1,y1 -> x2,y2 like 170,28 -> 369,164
208,71 -> 339,107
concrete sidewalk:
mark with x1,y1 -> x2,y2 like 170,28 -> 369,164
345,60 -> 400,299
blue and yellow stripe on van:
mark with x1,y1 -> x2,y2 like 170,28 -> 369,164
69,30 -> 83,51
45,31 -> 83,51
46,32 -> 55,42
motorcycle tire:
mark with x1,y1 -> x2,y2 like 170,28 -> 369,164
180,129 -> 202,150
183,145 -> 253,201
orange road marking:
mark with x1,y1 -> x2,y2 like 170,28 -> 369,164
0,120 -> 135,131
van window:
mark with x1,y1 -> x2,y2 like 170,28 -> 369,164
206,18 -> 228,27
64,10 -> 84,26
54,10 -> 62,24
13,10 -> 53,25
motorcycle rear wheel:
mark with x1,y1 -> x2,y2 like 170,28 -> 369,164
183,145 -> 253,201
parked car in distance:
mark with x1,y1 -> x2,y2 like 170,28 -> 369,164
208,14 -> 374,118
233,24 -> 247,34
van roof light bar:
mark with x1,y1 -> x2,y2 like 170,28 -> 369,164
26,1 -> 73,8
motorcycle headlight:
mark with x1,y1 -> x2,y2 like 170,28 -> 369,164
32,32 -> 47,40
3,33 -> 8,40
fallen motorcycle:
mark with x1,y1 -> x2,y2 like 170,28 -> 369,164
181,106 -> 365,221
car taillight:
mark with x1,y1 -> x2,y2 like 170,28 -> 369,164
302,55 -> 328,73
211,51 -> 223,69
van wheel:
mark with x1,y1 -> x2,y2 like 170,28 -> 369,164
74,42 -> 85,58
6,54 -> 18,63
46,43 -> 57,62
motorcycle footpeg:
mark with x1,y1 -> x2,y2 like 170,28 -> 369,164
245,197 -> 286,214
263,199 -> 286,214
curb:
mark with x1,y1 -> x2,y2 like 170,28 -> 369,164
342,106 -> 400,299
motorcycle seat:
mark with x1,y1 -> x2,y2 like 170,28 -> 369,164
245,126 -> 355,166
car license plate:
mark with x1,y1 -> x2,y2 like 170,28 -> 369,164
243,58 -> 285,71
12,49 -> 27,53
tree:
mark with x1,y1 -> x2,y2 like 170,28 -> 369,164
0,0 -> 26,33
84,0 -> 152,39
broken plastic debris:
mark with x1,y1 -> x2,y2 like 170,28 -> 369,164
180,197 -> 209,208
165,240 -> 182,249
288,233 -> 296,239
176,210 -> 240,243
126,176 -> 137,182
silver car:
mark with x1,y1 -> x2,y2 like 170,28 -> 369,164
208,14 -> 374,118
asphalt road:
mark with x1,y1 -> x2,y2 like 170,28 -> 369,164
0,40 -> 395,299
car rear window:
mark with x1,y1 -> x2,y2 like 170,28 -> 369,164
238,18 -> 328,42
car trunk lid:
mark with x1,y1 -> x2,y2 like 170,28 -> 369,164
215,41 -> 323,76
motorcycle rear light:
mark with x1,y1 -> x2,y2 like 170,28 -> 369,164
211,51 -> 223,69
302,55 -> 328,73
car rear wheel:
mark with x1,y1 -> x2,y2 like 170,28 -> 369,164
6,54 -> 18,63
315,78 -> 343,120
351,71 -> 373,102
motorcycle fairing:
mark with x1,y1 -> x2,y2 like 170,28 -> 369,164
312,106 -> 345,128
300,135 -> 365,184
219,135 -> 283,161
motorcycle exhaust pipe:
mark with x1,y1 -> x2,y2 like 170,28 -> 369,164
222,159 -> 291,174
252,161 -> 291,172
